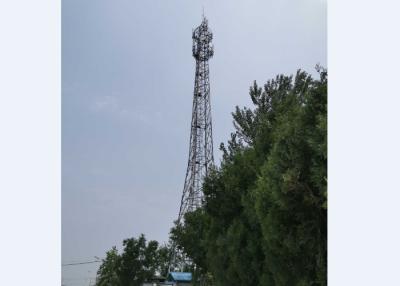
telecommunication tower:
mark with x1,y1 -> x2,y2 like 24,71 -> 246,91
177,16 -> 214,223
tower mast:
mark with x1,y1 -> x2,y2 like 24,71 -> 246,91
169,17 -> 214,272
178,16 -> 214,222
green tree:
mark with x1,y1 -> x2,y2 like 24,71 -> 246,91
171,67 -> 327,286
95,234 -> 173,286
96,247 -> 121,286
117,234 -> 159,286
254,68 -> 327,285
156,243 -> 172,277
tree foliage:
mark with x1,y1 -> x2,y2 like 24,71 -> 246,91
95,234 -> 171,286
96,67 -> 327,286
96,247 -> 120,286
172,67 -> 327,286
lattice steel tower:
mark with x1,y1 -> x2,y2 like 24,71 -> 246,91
177,16 -> 214,223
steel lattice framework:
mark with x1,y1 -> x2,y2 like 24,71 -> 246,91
177,16 -> 214,223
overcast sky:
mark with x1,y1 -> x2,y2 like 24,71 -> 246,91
62,0 -> 326,284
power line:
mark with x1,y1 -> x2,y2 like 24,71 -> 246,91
63,256 -> 102,264
62,260 -> 101,266
62,277 -> 96,280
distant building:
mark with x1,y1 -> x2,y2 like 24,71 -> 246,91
160,272 -> 192,286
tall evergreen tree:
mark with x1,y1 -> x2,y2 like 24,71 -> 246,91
172,67 -> 327,286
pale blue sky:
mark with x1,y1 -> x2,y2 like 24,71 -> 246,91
62,0 -> 326,284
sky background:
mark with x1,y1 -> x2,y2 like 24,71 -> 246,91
62,0 -> 326,285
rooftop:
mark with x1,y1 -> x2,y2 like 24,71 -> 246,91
167,272 -> 192,282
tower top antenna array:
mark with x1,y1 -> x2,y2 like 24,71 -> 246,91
192,17 -> 214,62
